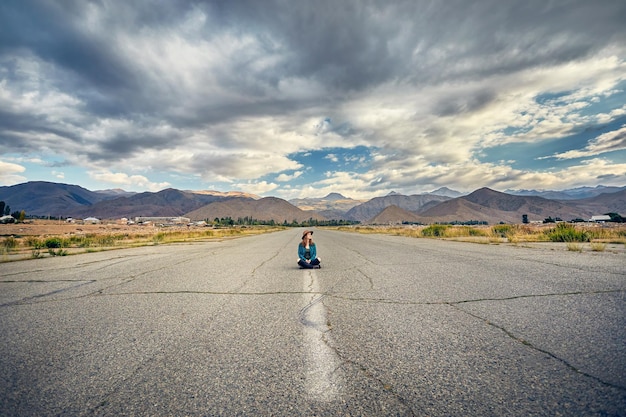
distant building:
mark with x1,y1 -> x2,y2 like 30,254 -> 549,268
0,215 -> 15,224
589,215 -> 612,222
83,217 -> 101,224
134,216 -> 190,225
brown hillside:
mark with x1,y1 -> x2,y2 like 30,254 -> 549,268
367,205 -> 422,224
185,197 -> 326,222
189,190 -> 261,199
565,189 -> 626,215
418,187 -> 595,223
418,198 -> 509,222
72,188 -> 220,219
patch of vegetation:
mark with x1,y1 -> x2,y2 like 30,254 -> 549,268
566,242 -> 583,252
590,242 -> 606,252
546,223 -> 590,242
1,225 -> 287,263
422,225 -> 449,237
491,225 -> 514,238
337,223 -> 626,250
44,237 -> 65,248
2,236 -> 18,251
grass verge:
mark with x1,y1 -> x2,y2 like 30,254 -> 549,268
1,225 -> 285,262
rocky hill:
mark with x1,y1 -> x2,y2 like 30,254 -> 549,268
71,188 -> 225,219
0,181 -> 110,216
346,194 -> 451,222
289,193 -> 364,214
185,197 -> 326,223
1,181 -> 624,224
366,205 -> 422,224
428,187 -> 465,198
506,185 -> 626,200
562,189 -> 626,215
417,188 -> 601,223
188,190 -> 261,199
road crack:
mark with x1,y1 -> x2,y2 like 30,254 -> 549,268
449,302 -> 626,392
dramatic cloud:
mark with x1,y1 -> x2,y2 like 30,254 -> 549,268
1,0 -> 625,197
551,125 -> 626,159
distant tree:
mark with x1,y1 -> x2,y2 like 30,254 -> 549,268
11,210 -> 23,221
605,212 -> 625,223
4,204 -> 10,215
0,201 -> 5,215
522,214 -> 528,224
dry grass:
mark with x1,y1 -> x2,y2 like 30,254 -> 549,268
1,220 -> 285,262
335,223 -> 626,248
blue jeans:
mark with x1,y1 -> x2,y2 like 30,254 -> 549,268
298,258 -> 321,268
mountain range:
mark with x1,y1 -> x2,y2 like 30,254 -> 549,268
0,181 -> 624,224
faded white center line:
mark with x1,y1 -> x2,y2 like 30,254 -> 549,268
301,269 -> 343,402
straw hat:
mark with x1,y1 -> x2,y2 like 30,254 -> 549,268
302,230 -> 313,239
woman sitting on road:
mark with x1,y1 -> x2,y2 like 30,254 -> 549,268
298,230 -> 321,269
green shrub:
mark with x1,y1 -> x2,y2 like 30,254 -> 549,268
546,223 -> 590,242
153,232 -> 166,243
468,227 -> 487,237
44,237 -> 64,248
25,236 -> 44,248
492,225 -> 513,238
422,225 -> 449,237
95,235 -> 116,246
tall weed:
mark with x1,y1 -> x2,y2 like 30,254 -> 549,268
422,225 -> 449,237
546,223 -> 590,242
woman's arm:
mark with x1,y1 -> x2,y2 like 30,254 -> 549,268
298,244 -> 307,261
310,244 -> 317,260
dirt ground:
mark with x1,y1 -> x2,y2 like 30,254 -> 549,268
0,220 -> 176,237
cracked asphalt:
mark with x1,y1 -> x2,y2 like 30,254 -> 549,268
1,228 -> 624,416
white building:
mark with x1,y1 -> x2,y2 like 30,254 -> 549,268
589,215 -> 611,222
134,216 -> 190,224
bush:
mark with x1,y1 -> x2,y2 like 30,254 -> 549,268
566,242 -> 583,252
25,236 -> 44,248
492,225 -> 514,238
2,236 -> 18,250
468,227 -> 487,237
546,223 -> 590,242
422,225 -> 449,237
590,242 -> 606,252
44,237 -> 64,248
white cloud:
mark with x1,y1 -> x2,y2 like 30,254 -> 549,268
234,180 -> 278,195
88,171 -> 170,192
551,125 -> 626,159
0,160 -> 26,185
276,171 -> 302,182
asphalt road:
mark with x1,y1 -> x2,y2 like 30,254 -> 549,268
1,228 -> 625,416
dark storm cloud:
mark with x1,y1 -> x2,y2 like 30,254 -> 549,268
0,2 -> 138,93
3,0 -> 624,120
212,0 -> 626,87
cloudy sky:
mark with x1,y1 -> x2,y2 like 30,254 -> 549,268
1,0 -> 625,199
